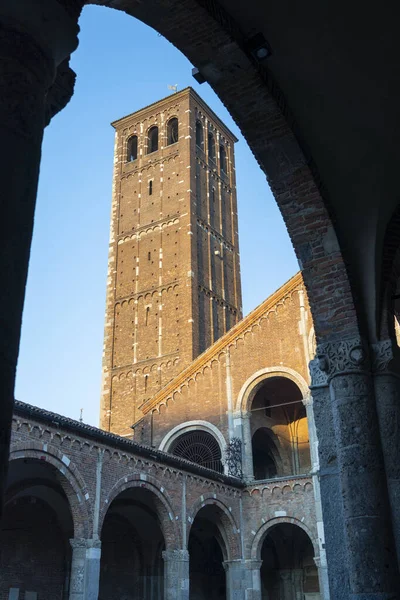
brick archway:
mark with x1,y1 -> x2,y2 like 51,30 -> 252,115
187,495 -> 241,560
99,473 -> 181,550
250,516 -> 318,562
89,0 -> 359,344
235,366 -> 309,415
8,446 -> 90,538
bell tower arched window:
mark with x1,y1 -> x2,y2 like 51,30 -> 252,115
220,144 -> 227,173
147,126 -> 159,154
127,135 -> 138,162
167,117 -> 178,145
196,120 -> 204,148
208,131 -> 216,162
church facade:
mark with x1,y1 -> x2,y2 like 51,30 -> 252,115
1,91 -> 329,600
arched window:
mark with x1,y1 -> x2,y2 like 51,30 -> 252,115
196,120 -> 204,148
219,144 -> 227,173
208,131 -> 216,162
127,135 -> 138,162
147,126 -> 158,154
167,117 -> 178,145
169,430 -> 223,472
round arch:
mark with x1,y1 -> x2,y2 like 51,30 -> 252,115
99,473 -> 181,549
187,495 -> 241,561
9,446 -> 90,539
159,420 -> 227,456
250,516 -> 319,562
235,367 -> 309,414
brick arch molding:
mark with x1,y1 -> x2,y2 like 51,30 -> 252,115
89,0 -> 359,343
99,473 -> 181,550
9,446 -> 90,538
158,420 -> 227,457
235,366 -> 309,414
187,494 -> 241,560
250,516 -> 319,562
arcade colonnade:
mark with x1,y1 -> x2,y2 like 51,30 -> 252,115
1,1 -> 400,599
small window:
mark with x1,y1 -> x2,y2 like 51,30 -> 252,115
167,117 -> 178,145
208,131 -> 216,162
220,144 -> 227,173
147,126 -> 158,154
196,120 -> 204,148
127,135 -> 138,162
148,251 -> 151,260
149,180 -> 153,195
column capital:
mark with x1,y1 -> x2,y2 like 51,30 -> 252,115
222,558 -> 243,571
70,537 -> 87,550
315,336 -> 369,381
244,559 -> 263,570
302,393 -> 313,407
371,339 -> 400,375
162,549 -> 189,562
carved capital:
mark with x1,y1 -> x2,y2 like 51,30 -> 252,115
371,339 -> 400,374
316,337 -> 369,380
309,358 -> 328,388
162,549 -> 189,562
70,537 -> 87,550
45,58 -> 76,124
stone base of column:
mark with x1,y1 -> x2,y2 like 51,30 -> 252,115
224,559 -> 262,600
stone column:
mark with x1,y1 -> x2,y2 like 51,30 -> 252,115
372,339 -> 400,565
316,338 -> 400,596
69,538 -> 101,600
0,0 -> 81,516
309,360 -> 349,599
223,559 -> 246,599
234,411 -> 254,481
162,549 -> 189,600
302,395 -> 330,600
243,559 -> 263,600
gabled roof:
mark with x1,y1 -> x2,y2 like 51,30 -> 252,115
141,272 -> 303,414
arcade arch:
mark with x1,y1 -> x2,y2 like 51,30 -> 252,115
99,485 -> 167,600
253,521 -> 320,600
0,457 -> 77,599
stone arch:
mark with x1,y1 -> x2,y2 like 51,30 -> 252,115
250,516 -> 319,562
158,420 -> 227,455
235,366 -> 309,414
187,495 -> 241,561
99,473 -> 181,549
8,445 -> 89,538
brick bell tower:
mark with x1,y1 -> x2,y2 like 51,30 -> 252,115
100,88 -> 242,436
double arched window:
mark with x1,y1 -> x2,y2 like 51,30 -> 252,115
196,120 -> 204,148
167,117 -> 178,145
127,135 -> 138,162
220,144 -> 227,173
208,131 -> 216,162
147,126 -> 159,154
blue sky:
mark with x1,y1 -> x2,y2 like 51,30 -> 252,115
15,6 -> 298,426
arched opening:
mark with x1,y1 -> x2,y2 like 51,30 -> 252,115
169,430 -> 223,473
189,504 -> 227,599
219,144 -> 227,173
250,377 -> 311,479
147,126 -> 159,154
99,486 -> 165,600
252,428 -> 279,480
259,523 -> 320,600
196,120 -> 204,149
127,135 -> 138,162
208,131 -> 216,162
167,117 -> 179,145
0,458 -> 74,599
